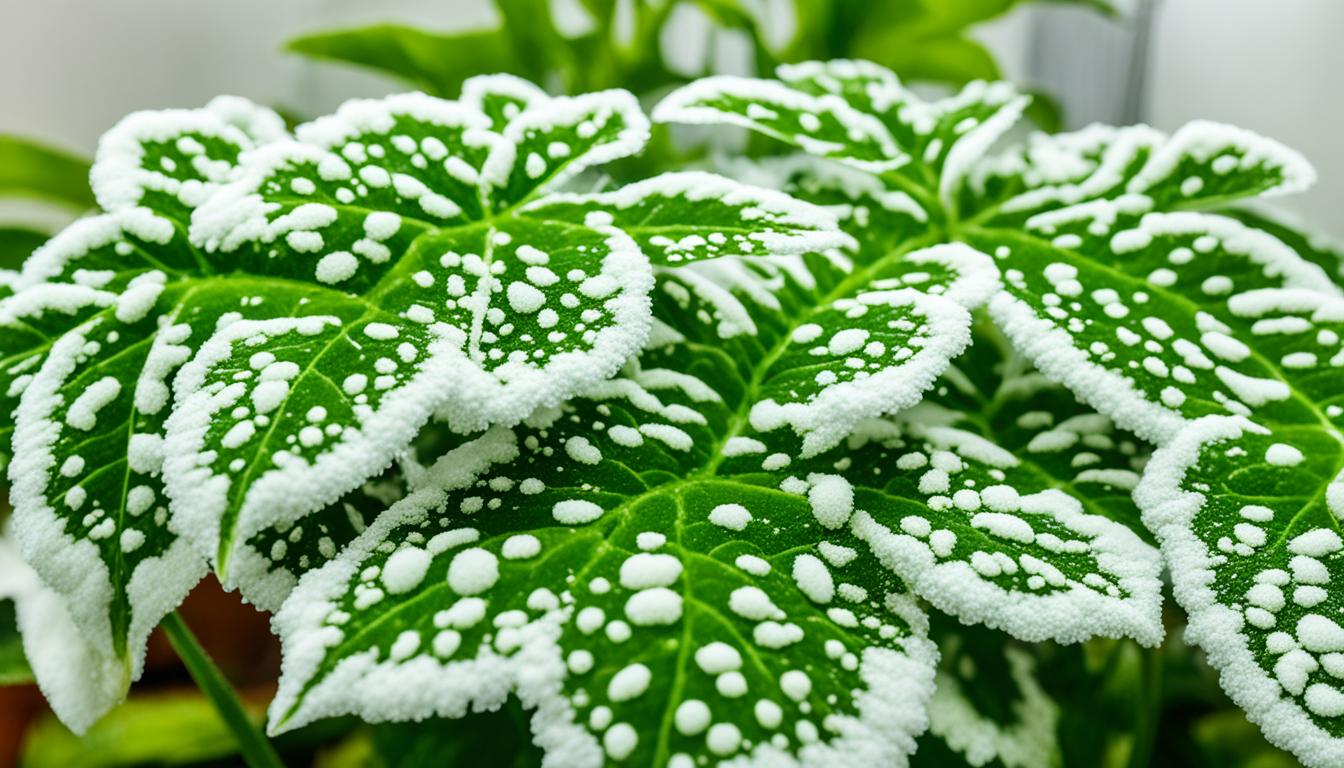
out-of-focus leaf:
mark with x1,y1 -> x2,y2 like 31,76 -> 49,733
1191,712 -> 1303,768
1023,88 -> 1064,133
20,690 -> 258,768
285,25 -> 523,96
0,599 -> 32,686
0,226 -> 48,271
0,136 -> 93,210
370,703 -> 541,768
852,32 -> 1001,86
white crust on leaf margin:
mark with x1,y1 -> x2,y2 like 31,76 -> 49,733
852,483 -> 1165,646
0,536 -> 127,735
293,91 -> 495,153
748,244 -> 995,458
91,95 -> 286,213
1126,120 -> 1316,199
461,73 -> 550,115
10,317 -> 207,680
480,88 -> 651,197
651,75 -> 906,174
1134,415 -> 1344,768
522,170 -> 858,260
905,242 -> 1001,310
267,428 -> 527,731
989,290 -> 1186,445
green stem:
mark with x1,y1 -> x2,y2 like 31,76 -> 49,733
161,612 -> 285,768
1128,642 -> 1164,768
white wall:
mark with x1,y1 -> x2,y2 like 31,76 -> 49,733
0,0 -> 494,151
1144,0 -> 1343,237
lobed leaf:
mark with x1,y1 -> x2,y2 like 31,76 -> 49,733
269,246 -> 1161,764
1138,417 -> 1344,767
2,79 -> 846,734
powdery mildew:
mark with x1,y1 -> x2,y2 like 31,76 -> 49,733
1137,417 -> 1344,768
1,75 -> 854,736
0,534 -> 128,734
267,250 -> 1163,765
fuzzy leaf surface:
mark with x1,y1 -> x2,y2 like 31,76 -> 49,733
658,58 -> 1341,764
1,79 -> 846,734
270,240 -> 1161,767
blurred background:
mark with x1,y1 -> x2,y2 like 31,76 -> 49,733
1,0 -> 1340,236
0,0 -> 1336,766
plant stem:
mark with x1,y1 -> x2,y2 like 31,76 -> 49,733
1127,642 -> 1164,768
161,612 -> 286,768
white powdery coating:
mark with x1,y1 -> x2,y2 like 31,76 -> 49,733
480,87 -> 650,197
9,320 -> 208,732
382,547 -> 432,594
651,73 -> 907,174
446,548 -> 499,596
750,285 -> 979,457
91,95 -> 286,212
807,474 -> 854,529
553,499 -> 605,525
65,376 -> 121,431
523,170 -> 856,259
1134,415 -> 1344,768
851,485 -> 1165,646
709,503 -> 752,531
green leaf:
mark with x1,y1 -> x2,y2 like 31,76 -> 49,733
658,58 -> 1341,764
916,621 -> 1061,768
654,60 -> 1030,209
0,135 -> 94,210
284,25 -> 522,97
267,236 -> 1159,765
3,81 -> 842,735
0,226 -> 50,273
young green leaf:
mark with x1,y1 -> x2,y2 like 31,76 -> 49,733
268,246 -> 1160,765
